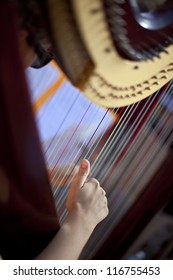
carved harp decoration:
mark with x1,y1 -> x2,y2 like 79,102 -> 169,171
1,0 -> 173,260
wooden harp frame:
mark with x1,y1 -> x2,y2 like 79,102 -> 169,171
0,1 -> 59,259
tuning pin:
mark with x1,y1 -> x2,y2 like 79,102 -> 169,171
150,38 -> 169,54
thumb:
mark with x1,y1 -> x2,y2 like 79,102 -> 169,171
71,159 -> 90,190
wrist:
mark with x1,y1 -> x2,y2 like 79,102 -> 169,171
65,203 -> 95,238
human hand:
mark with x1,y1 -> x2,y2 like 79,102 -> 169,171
66,159 -> 109,229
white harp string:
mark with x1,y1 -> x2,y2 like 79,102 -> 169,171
27,64 -> 173,259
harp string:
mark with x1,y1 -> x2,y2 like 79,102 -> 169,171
29,61 -> 172,238
107,101 -> 173,210
51,105 -> 130,199
51,106 -> 129,213
36,79 -> 110,185
51,106 -> 119,188
58,81 -> 172,228
51,81 -> 170,217
39,82 -> 80,154
84,109 -> 119,162
52,101 -> 151,215
100,84 -> 172,199
51,109 -> 121,218
98,83 -> 170,186
49,103 -> 108,177
47,78 -> 120,186
43,77 -> 173,258
88,81 -> 166,181
87,127 -> 173,260
33,74 -> 115,210
113,112 -> 173,206
44,84 -> 81,155
51,106 -> 117,209
50,102 -> 92,174
50,108 -> 112,185
80,84 -> 173,259
41,83 -> 105,164
81,133 -> 173,260
91,95 -> 154,181
90,104 -> 136,174
51,103 -> 139,191
108,107 -> 172,206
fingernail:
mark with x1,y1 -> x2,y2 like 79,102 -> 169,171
81,160 -> 88,169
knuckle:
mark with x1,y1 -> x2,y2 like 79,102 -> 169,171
106,207 -> 109,216
89,178 -> 100,185
101,187 -> 106,195
103,196 -> 108,207
85,178 -> 100,188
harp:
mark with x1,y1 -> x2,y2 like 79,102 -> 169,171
1,0 -> 173,259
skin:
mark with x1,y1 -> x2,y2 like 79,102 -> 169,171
37,159 -> 108,259
1,31 -> 109,260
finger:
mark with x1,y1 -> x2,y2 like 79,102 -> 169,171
71,159 -> 90,190
102,188 -> 106,196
